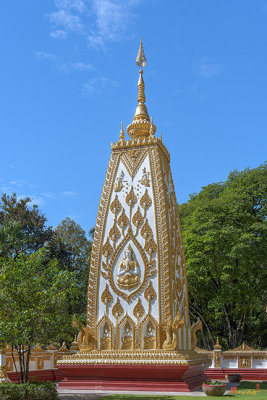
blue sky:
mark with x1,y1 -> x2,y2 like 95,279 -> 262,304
0,0 -> 266,234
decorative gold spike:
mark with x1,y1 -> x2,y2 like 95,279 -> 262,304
149,117 -> 154,137
120,122 -> 125,140
214,336 -> 222,350
127,38 -> 156,138
136,37 -> 147,69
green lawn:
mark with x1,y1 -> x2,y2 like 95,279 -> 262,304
101,382 -> 267,400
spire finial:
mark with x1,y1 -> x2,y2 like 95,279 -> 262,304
133,38 -> 149,122
214,336 -> 222,350
127,38 -> 156,139
120,122 -> 125,140
136,37 -> 147,69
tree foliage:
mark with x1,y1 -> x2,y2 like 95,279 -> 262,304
0,194 -> 52,256
47,217 -> 92,316
179,163 -> 267,349
0,249 -> 78,383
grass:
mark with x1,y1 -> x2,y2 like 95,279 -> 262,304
101,382 -> 267,400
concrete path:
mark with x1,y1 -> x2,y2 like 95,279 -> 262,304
58,382 -> 239,399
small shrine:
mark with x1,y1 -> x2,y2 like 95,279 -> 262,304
58,39 -> 210,392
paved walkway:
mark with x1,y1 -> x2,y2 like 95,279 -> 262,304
58,383 -> 238,399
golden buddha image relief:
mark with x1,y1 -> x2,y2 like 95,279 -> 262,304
117,243 -> 140,290
139,167 -> 150,187
119,315 -> 136,350
114,170 -> 125,192
97,316 -> 114,351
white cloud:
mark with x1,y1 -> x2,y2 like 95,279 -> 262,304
50,29 -> 67,39
47,0 -> 142,48
48,9 -> 84,33
82,77 -> 118,96
57,61 -> 94,73
194,58 -> 223,78
88,0 -> 141,48
61,191 -> 77,197
41,192 -> 57,199
9,180 -> 27,187
54,0 -> 87,11
35,51 -> 57,61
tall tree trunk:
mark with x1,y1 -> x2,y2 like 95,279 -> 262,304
11,345 -> 20,384
24,347 -> 31,383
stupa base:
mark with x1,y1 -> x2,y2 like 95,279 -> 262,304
58,352 -> 210,392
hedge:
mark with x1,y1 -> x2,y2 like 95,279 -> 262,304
0,381 -> 58,400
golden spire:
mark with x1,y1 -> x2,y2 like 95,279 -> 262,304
127,38 -> 156,139
214,337 -> 222,350
119,122 -> 125,140
136,36 -> 147,68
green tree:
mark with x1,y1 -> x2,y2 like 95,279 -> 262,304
47,217 -> 92,316
0,249 -> 78,383
0,220 -> 25,258
179,163 -> 267,349
0,194 -> 52,255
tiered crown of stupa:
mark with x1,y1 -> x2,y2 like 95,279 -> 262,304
127,37 -> 156,139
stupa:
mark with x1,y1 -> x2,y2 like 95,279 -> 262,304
58,39 -> 210,391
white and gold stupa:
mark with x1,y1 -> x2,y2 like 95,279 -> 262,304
58,39 -> 210,392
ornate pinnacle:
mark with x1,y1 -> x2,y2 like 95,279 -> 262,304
127,38 -> 156,138
119,122 -> 125,140
136,37 -> 147,69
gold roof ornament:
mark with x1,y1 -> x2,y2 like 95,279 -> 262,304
214,337 -> 222,350
119,122 -> 125,140
136,36 -> 147,68
127,38 -> 156,139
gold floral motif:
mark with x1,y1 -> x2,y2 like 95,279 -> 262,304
110,194 -> 122,214
133,298 -> 145,321
140,189 -> 152,211
117,208 -> 129,233
132,206 -> 144,234
144,280 -> 156,303
144,238 -> 157,258
140,218 -> 153,242
112,298 -> 123,319
102,238 -> 113,259
101,283 -> 113,314
126,186 -> 137,207
112,297 -> 124,349
109,221 -> 121,246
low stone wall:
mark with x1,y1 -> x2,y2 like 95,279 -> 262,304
196,341 -> 267,381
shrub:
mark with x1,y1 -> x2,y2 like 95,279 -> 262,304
0,381 -> 58,400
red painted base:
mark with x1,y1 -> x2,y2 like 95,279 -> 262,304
206,368 -> 267,381
58,362 -> 210,392
8,369 -> 63,383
